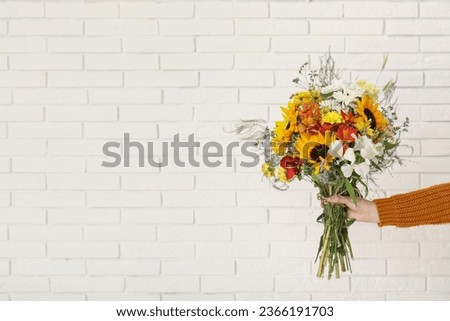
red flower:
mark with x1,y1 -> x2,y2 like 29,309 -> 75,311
337,124 -> 358,142
341,111 -> 356,125
280,156 -> 303,180
319,122 -> 338,134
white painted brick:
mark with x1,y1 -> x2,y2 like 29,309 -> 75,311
240,88 -> 300,104
87,259 -> 159,276
48,242 -> 118,258
352,242 -> 419,258
47,139 -> 108,156
160,19 -> 232,36
352,276 -> 425,292
46,106 -> 117,122
127,276 -> 199,293
165,88 -> 237,104
428,277 -> 450,292
420,243 -> 450,258
163,191 -> 235,207
348,259 -> 386,276
0,226 -> 6,240
344,2 -> 418,18
121,174 -> 194,191
195,208 -> 267,224
311,20 -> 383,35
119,106 -> 192,121
89,89 -> 161,104
161,54 -> 233,70
202,276 -> 273,293
13,89 -> 87,104
85,54 -> 158,70
121,242 -> 194,258
383,226 -> 450,241
0,3 -> 43,18
387,20 -> 450,35
9,225 -> 82,241
312,293 -> 385,301
88,293 -> 160,301
276,277 -> 349,292
0,55 -> 7,70
0,277 -> 49,293
123,37 -> 194,53
0,140 -> 46,156
235,19 -> 308,35
196,2 -> 268,18
162,259 -> 234,275
196,242 -> 269,258
397,88 -> 450,104
121,209 -> 193,224
422,36 -> 450,52
425,71 -> 450,87
83,123 -> 157,139
0,106 -> 43,121
125,71 -> 198,87
12,191 -> 85,207
196,36 -> 270,52
0,242 -> 45,258
235,53 -> 309,70
85,225 -> 156,241
421,173 -> 450,187
422,106 -> 450,121
388,259 -> 450,275
9,20 -> 82,36
48,38 -> 121,53
48,209 -> 120,225
13,156 -> 85,173
0,71 -> 45,87
0,38 -> 45,53
0,192 -> 10,207
237,293 -> 311,301
352,71 -> 423,87
237,190 -> 310,207
163,293 -> 233,301
269,208 -> 317,224
200,71 -> 273,87
52,276 -> 123,293
158,226 -> 230,241
46,3 -> 118,18
85,20 -> 158,36
237,258 -> 310,275
48,72 -> 122,88
0,209 -> 46,224
0,90 -> 11,104
11,293 -> 84,301
47,174 -> 119,190
234,225 -> 306,241
9,54 -> 82,70
0,158 -> 10,173
271,2 -> 342,18
0,21 -> 5,35
195,173 -> 268,191
420,2 -> 450,18
88,191 -> 160,207
9,123 -> 81,138
0,261 -> 8,275
195,105 -> 267,121
120,3 -> 194,18
12,259 -> 84,276
273,36 -> 344,52
347,36 -> 419,53
387,293 -> 450,301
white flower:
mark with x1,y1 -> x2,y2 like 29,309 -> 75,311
337,147 -> 370,179
332,81 -> 363,107
328,140 -> 343,158
353,135 -> 383,162
321,80 -> 343,95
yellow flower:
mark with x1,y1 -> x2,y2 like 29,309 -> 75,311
262,162 -> 275,177
355,96 -> 388,132
321,111 -> 343,124
291,90 -> 322,105
280,101 -> 298,125
275,167 -> 288,182
295,131 -> 335,163
355,117 -> 374,137
357,80 -> 380,100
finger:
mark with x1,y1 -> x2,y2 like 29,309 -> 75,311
347,209 -> 358,220
326,195 -> 355,209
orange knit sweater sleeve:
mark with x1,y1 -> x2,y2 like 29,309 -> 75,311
374,183 -> 450,227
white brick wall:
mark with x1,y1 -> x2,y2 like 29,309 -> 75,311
0,0 -> 449,301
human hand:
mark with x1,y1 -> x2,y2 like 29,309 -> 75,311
324,196 -> 380,224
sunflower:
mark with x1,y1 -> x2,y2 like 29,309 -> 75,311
355,96 -> 388,132
295,132 -> 335,174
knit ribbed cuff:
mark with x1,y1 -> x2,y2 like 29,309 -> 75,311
374,197 -> 398,227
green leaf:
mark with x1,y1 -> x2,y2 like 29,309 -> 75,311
344,178 -> 357,206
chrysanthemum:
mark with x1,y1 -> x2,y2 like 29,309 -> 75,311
355,96 -> 388,132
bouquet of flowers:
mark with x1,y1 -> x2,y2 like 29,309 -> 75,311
238,54 -> 409,279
